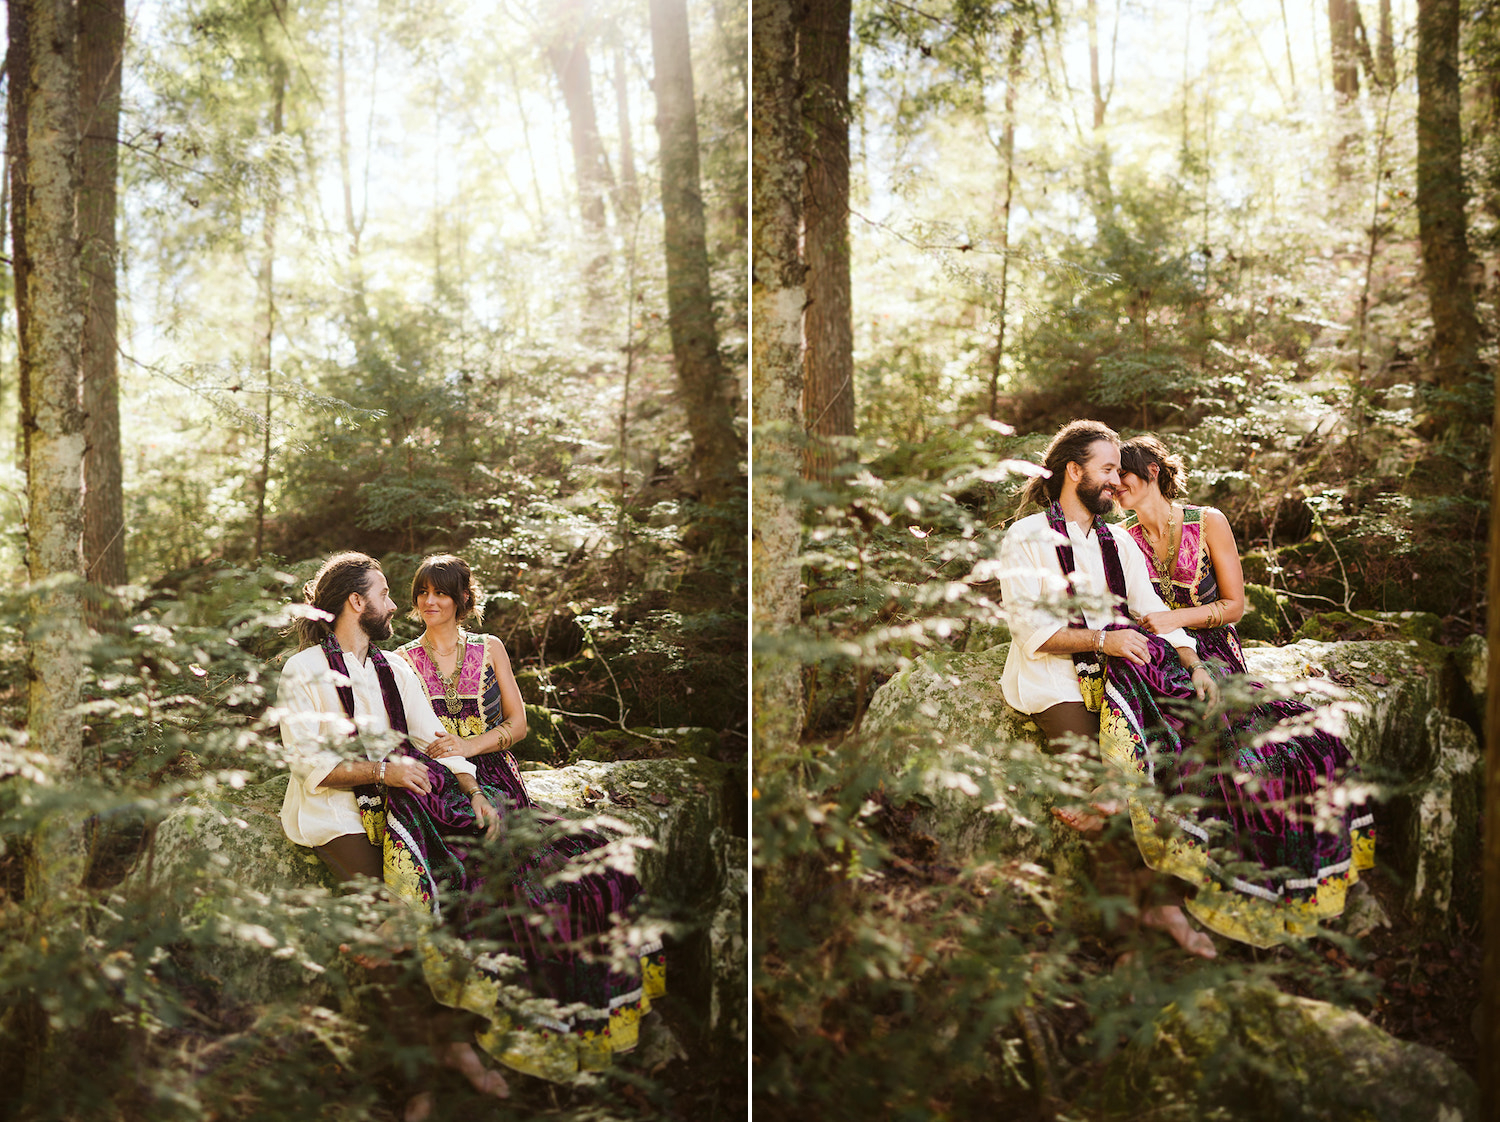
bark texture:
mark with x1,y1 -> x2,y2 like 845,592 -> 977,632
8,0 -> 31,471
751,0 -> 805,751
648,0 -> 741,504
21,0 -> 88,902
548,1 -> 614,237
79,0 -> 125,591
1329,0 -> 1361,99
1416,0 -> 1482,393
798,0 -> 853,485
1486,373 -> 1500,1122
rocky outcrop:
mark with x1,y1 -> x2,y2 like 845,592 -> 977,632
127,748 -> 745,1049
862,633 -> 1479,929
1103,981 -> 1477,1122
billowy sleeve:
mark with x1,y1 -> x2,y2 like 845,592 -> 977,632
1112,526 -> 1197,652
277,657 -> 354,796
998,519 -> 1071,660
391,656 -> 477,778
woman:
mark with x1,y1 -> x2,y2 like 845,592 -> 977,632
396,554 -> 665,1082
1110,434 -> 1376,947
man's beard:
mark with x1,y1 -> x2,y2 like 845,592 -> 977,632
1077,475 -> 1115,517
359,604 -> 394,642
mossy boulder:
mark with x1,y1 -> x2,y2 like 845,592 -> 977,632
1238,582 -> 1289,642
1292,610 -> 1443,645
566,726 -> 720,766
863,637 -> 1474,928
1455,634 -> 1486,717
1103,981 -> 1477,1121
129,757 -> 742,1017
511,702 -> 564,762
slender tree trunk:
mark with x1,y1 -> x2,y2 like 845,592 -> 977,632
22,0 -> 88,901
547,2 -> 614,238
1416,0 -> 1481,397
253,59 -> 287,560
798,0 -> 853,485
336,0 -> 361,259
9,0 -> 30,473
612,30 -> 639,216
648,0 -> 740,506
78,0 -> 124,594
1329,0 -> 1361,99
988,26 -> 1023,420
751,0 -> 804,751
1377,0 -> 1395,85
1279,0 -> 1299,92
1087,0 -> 1106,128
1485,343 -> 1500,1122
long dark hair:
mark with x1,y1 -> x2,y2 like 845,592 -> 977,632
410,554 -> 482,623
290,552 -> 382,650
1119,434 -> 1188,499
1015,419 -> 1120,515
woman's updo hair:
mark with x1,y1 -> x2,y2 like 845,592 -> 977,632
291,551 -> 382,649
1119,434 -> 1188,499
410,554 -> 482,623
1015,418 -> 1121,515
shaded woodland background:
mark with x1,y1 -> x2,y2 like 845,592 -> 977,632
752,0 -> 1499,1116
0,0 -> 747,1119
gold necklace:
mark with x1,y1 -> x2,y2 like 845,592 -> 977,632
421,631 -> 465,715
1140,507 -> 1180,601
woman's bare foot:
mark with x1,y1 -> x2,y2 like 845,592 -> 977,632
403,1092 -> 434,1122
1140,905 -> 1217,959
436,1042 -> 510,1099
1051,799 -> 1122,834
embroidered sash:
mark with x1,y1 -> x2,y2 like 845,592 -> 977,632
321,636 -> 417,842
1045,501 -> 1129,711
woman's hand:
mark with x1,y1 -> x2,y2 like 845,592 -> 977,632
1189,664 -> 1218,704
470,792 -> 501,840
384,756 -> 433,795
425,731 -> 469,759
1141,610 -> 1187,636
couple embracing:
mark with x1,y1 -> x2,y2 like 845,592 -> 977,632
275,551 -> 665,1112
998,420 -> 1375,958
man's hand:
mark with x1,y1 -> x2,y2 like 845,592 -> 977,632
426,732 -> 468,759
384,756 -> 434,795
1102,628 -> 1152,666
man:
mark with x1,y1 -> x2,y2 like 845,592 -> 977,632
276,551 -> 497,881
275,551 -> 510,1105
997,420 -> 1217,957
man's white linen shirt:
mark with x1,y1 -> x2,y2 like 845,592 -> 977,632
998,511 -> 1196,714
277,642 -> 477,847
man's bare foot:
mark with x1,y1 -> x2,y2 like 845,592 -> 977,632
404,1092 -> 434,1122
1051,799 -> 1122,834
436,1042 -> 510,1099
1140,905 -> 1217,959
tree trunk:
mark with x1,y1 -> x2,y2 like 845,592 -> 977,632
648,0 -> 740,505
1484,326 -> 1500,1122
612,30 -> 639,216
1329,0 -> 1361,100
78,0 -> 124,594
21,0 -> 88,899
798,0 -> 853,485
547,2 -> 614,238
1416,0 -> 1481,395
9,0 -> 31,473
988,26 -> 1023,420
253,58 -> 287,560
1377,0 -> 1395,86
1087,0 -> 1106,128
751,0 -> 804,751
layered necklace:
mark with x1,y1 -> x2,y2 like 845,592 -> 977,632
1138,504 -> 1182,602
421,630 -> 466,716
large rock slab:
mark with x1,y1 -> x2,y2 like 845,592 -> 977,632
1104,981 -> 1477,1121
863,637 -> 1473,926
128,756 -> 742,1019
